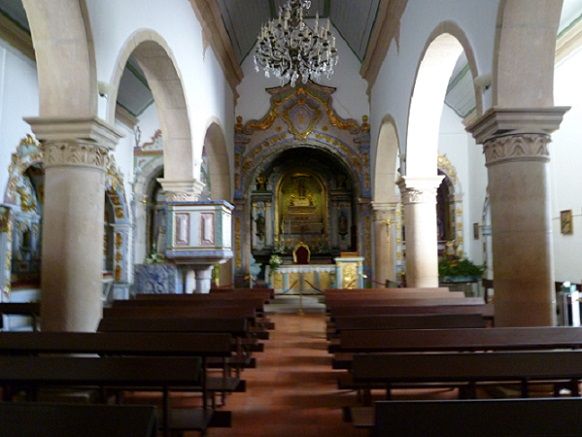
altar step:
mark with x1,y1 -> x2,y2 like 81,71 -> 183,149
266,295 -> 326,314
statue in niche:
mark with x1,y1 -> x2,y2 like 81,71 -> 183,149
338,211 -> 348,239
256,175 -> 267,191
255,212 -> 265,239
288,177 -> 315,207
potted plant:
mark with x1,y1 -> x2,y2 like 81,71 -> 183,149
438,256 -> 485,283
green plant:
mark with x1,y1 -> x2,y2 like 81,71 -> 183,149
144,252 -> 166,265
269,254 -> 282,271
438,257 -> 485,278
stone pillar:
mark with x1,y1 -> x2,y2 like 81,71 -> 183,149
183,268 -> 196,294
25,117 -> 122,331
194,266 -> 213,293
397,176 -> 444,288
467,108 -> 568,326
372,202 -> 399,287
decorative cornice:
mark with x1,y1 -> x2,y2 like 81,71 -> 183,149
483,133 -> 551,166
188,0 -> 243,94
361,0 -> 408,93
397,176 -> 443,205
466,107 -> 570,144
0,12 -> 34,60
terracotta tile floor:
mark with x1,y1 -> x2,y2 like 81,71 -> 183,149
204,312 -> 368,437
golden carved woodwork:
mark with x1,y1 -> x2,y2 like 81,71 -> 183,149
276,171 -> 327,245
341,263 -> 358,289
234,216 -> 242,269
236,82 -> 368,137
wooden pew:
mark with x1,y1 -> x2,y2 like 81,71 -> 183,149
333,326 -> 582,369
352,350 -> 582,398
327,313 -> 487,342
328,304 -> 494,319
97,317 -> 259,369
0,402 -> 157,437
0,356 -> 210,436
326,298 -> 484,309
0,331 -> 243,412
0,303 -> 40,331
372,398 -> 582,437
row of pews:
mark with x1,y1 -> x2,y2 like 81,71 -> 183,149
0,287 -> 274,436
325,287 -> 582,436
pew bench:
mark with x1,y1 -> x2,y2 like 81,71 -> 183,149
372,398 -> 582,436
326,313 -> 487,341
0,303 -> 40,332
0,402 -> 157,437
0,356 -> 219,436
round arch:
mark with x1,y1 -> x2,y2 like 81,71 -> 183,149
373,115 -> 401,204
203,120 -> 232,201
108,30 -> 195,183
405,21 -> 481,177
22,0 -> 97,117
493,0 -> 563,107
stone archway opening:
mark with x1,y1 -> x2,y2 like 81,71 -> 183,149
247,147 -> 357,283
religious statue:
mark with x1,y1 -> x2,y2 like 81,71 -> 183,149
256,174 -> 267,191
255,212 -> 265,239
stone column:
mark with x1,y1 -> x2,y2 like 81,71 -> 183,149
25,117 -> 122,331
194,266 -> 213,293
467,108 -> 568,326
372,202 -> 399,287
397,176 -> 444,288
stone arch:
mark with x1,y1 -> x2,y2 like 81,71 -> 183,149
103,157 -> 131,299
405,21 -> 481,177
133,154 -> 164,264
203,120 -> 232,201
374,115 -> 401,204
493,0 -> 563,107
108,30 -> 195,183
1,135 -> 44,301
437,154 -> 463,252
22,0 -> 97,117
241,139 -> 362,200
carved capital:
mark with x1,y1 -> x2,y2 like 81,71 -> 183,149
397,176 -> 443,205
159,178 -> 205,202
483,133 -> 551,166
43,141 -> 111,170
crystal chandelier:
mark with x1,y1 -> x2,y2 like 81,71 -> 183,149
254,0 -> 338,87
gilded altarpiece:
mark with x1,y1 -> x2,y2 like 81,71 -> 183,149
234,81 -> 372,286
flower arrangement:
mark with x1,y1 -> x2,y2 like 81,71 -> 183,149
269,254 -> 282,271
438,256 -> 485,278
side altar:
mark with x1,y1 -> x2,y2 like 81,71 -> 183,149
268,256 -> 364,294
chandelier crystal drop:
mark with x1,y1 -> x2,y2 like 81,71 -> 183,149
254,0 -> 339,87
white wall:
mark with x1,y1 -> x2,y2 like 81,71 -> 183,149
551,46 -> 582,282
370,0 -> 499,183
236,22 -> 369,122
86,0 -> 235,176
0,39 -> 38,198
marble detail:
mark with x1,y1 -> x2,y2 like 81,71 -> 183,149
483,133 -> 551,166
134,263 -> 180,294
159,178 -> 205,201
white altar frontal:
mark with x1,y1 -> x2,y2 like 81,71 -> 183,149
268,257 -> 364,294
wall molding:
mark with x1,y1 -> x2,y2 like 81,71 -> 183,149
0,12 -> 34,60
189,0 -> 243,94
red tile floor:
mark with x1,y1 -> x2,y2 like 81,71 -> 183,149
203,312 -> 367,437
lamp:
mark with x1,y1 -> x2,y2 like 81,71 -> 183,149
254,0 -> 338,87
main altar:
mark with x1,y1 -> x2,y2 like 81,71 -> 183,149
268,256 -> 364,294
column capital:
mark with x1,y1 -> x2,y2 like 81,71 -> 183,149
397,176 -> 444,205
466,107 -> 569,144
158,178 -> 205,202
25,117 -> 123,170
